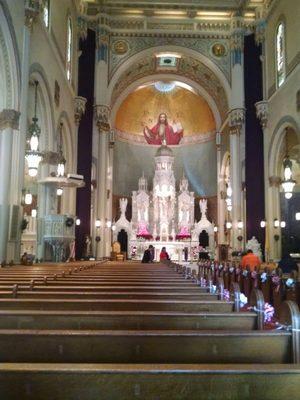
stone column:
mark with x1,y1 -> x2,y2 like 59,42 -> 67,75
228,108 -> 245,251
229,17 -> 246,252
216,132 -> 226,247
267,176 -> 282,261
94,104 -> 110,258
255,100 -> 269,258
0,110 -> 20,261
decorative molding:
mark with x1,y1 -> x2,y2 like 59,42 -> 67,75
255,100 -> 268,128
229,17 -> 245,66
77,16 -> 88,41
228,108 -> 245,135
0,109 -> 20,131
269,175 -> 281,187
109,35 -> 231,83
94,104 -> 111,132
74,96 -> 87,125
25,0 -> 41,30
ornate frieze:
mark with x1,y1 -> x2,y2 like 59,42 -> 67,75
255,100 -> 268,128
94,104 -> 110,132
0,109 -> 20,131
228,108 -> 245,135
25,0 -> 41,29
74,96 -> 87,126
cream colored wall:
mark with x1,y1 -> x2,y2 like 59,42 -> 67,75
29,0 -> 78,173
265,0 -> 300,96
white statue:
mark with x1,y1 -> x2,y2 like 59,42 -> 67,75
246,236 -> 262,259
120,198 -> 128,216
199,199 -> 208,218
180,201 -> 190,225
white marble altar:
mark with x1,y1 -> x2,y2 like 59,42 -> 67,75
114,142 -> 215,260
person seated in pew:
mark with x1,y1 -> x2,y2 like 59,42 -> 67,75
241,249 -> 261,271
160,247 -> 170,262
278,253 -> 298,274
142,245 -> 154,263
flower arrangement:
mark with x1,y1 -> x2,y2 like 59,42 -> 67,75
200,277 -> 207,287
264,303 -> 275,323
286,278 -> 295,288
239,293 -> 248,307
223,289 -> 230,302
260,272 -> 268,283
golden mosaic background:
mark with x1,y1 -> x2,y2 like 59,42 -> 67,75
115,85 -> 216,136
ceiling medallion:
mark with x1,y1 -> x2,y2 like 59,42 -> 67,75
211,43 -> 227,58
112,40 -> 129,55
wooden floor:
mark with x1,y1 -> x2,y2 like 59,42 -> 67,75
0,261 -> 299,399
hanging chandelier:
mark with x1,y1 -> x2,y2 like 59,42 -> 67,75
25,81 -> 42,177
281,129 -> 296,199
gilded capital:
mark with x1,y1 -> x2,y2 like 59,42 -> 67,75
74,96 -> 87,125
94,104 -> 110,132
255,100 -> 268,128
77,16 -> 88,41
25,0 -> 41,29
228,108 -> 245,135
0,109 -> 20,131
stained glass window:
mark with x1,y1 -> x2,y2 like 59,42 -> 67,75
66,17 -> 72,81
43,0 -> 50,28
276,22 -> 285,88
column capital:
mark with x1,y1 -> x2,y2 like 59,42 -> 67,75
0,109 -> 20,131
74,96 -> 87,126
94,104 -> 110,133
228,108 -> 245,135
77,16 -> 89,41
255,100 -> 268,129
269,176 -> 282,188
230,17 -> 245,66
254,19 -> 266,46
109,129 -> 115,148
25,0 -> 41,30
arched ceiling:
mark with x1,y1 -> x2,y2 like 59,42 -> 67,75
115,83 -> 216,144
111,53 -> 228,123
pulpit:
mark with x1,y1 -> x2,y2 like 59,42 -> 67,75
43,215 -> 75,262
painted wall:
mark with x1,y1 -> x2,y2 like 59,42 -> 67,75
113,140 -> 217,197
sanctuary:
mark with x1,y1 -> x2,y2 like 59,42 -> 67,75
114,141 -> 215,261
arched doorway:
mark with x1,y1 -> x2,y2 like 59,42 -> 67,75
117,229 -> 128,255
199,230 -> 209,248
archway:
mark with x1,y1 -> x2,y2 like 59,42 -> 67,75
117,229 -> 128,255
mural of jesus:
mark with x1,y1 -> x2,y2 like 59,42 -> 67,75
143,113 -> 183,145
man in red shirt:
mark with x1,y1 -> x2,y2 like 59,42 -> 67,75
241,249 -> 261,271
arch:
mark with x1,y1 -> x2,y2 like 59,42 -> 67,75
110,73 -> 222,131
29,64 -> 55,151
220,151 -> 230,179
56,111 -> 75,173
0,1 -> 21,110
108,45 -> 231,106
268,116 -> 300,177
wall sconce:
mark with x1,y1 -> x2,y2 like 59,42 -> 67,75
57,122 -> 66,177
226,221 -> 232,230
95,219 -> 101,228
237,220 -> 243,230
56,188 -> 63,196
24,192 -> 33,205
31,209 -> 37,218
296,213 -> 300,221
112,224 -> 116,232
75,218 -> 81,226
274,219 -> 280,228
213,226 -> 218,233
260,220 -> 266,228
280,221 -> 286,228
106,220 -> 112,228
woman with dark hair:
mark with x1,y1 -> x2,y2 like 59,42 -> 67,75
160,247 -> 170,261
